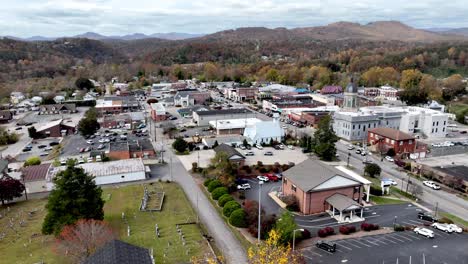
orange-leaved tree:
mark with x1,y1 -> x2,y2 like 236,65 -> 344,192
248,229 -> 304,264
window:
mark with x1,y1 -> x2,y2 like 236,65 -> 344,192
386,138 -> 389,143
433,122 -> 435,126
400,141 -> 403,145
353,125 -> 355,129
444,121 -> 446,125
121,175 -> 125,178
354,186 -> 360,194
408,140 -> 413,144
358,124 -> 361,129
291,185 -> 297,192
391,140 -> 394,144
370,133 -> 374,137
443,127 -> 445,132
437,121 -> 439,126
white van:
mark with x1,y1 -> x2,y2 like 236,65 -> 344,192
96,155 -> 102,162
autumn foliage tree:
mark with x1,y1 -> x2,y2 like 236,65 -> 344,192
248,229 -> 305,264
54,219 -> 116,263
209,151 -> 236,186
0,175 -> 25,205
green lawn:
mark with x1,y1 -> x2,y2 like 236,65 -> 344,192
370,196 -> 406,205
0,182 -> 210,264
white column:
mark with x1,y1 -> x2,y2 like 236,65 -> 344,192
340,211 -> 343,222
360,208 -> 363,218
366,184 -> 370,202
332,207 -> 335,216
350,210 -> 353,221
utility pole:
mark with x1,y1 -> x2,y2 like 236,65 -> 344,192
196,191 -> 199,223
405,172 -> 411,193
434,202 -> 439,218
169,156 -> 173,181
347,152 -> 351,167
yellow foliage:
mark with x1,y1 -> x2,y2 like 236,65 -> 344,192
248,229 -> 303,264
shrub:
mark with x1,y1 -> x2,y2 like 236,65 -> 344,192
348,226 -> 356,233
207,180 -> 222,192
212,187 -> 228,200
281,195 -> 299,212
204,178 -> 213,187
259,167 -> 268,173
24,156 -> 41,167
257,161 -> 263,167
223,201 -> 241,217
370,186 -> 383,196
203,146 -> 209,150
361,223 -> 379,231
317,229 -> 327,238
438,217 -> 454,224
218,194 -> 234,207
229,209 -> 247,227
394,224 -> 405,232
191,162 -> 198,173
317,227 -> 335,237
301,229 -> 311,240
324,227 -> 335,235
339,226 -> 350,235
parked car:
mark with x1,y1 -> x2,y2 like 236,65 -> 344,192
256,176 -> 269,182
86,140 -> 94,145
235,178 -> 248,185
239,145 -> 246,150
382,178 -> 398,186
355,149 -> 361,154
418,212 -> 438,222
287,145 -> 294,150
15,127 -> 23,130
49,141 -> 60,146
44,146 -> 53,151
237,183 -> 251,190
169,116 -> 177,120
347,145 -> 355,150
414,227 -> 434,238
87,157 -> 93,163
431,223 -> 453,233
385,156 -> 394,162
423,181 -> 441,190
264,151 -> 273,156
278,144 -> 285,150
316,240 -> 336,252
244,151 -> 255,156
40,152 -> 49,157
263,173 -> 279,182
255,144 -> 263,150
84,147 -> 91,152
448,224 -> 463,233
97,144 -> 105,150
37,145 -> 47,149
60,158 -> 67,165
179,128 -> 187,132
78,158 -> 85,164
98,138 -> 106,143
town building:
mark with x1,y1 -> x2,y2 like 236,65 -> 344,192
399,106 -> 449,138
84,240 -> 154,264
343,81 -> 359,110
262,97 -> 325,113
21,163 -> 53,194
320,85 -> 343,95
297,111 -> 331,128
209,118 -> 262,135
95,96 -> 140,116
281,159 -> 364,218
35,119 -> 76,137
226,87 -> 258,102
213,144 -> 246,166
367,127 -> 427,159
202,135 -> 250,148
177,106 -> 209,118
10,92 -> 26,104
377,85 -> 399,101
150,103 -> 167,122
243,119 -> 284,144
108,139 -> 155,160
38,104 -> 77,115
0,110 -> 13,124
174,90 -> 211,107
193,108 -> 256,126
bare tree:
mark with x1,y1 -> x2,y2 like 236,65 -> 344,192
54,219 -> 117,263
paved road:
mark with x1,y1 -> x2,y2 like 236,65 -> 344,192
150,127 -> 248,264
336,140 -> 468,220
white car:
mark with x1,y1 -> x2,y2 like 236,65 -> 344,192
40,152 -> 49,157
239,145 -> 246,150
431,223 -> 453,233
448,224 -> 463,233
385,156 -> 394,162
382,178 -> 398,186
347,145 -> 355,150
98,138 -> 106,143
87,157 -> 93,163
237,183 -> 251,190
423,181 -> 441,190
414,227 -> 434,238
255,144 -> 263,150
282,125 -> 287,129
44,146 -> 53,151
287,145 -> 294,150
256,176 -> 269,182
244,151 -> 254,156
86,140 -> 94,144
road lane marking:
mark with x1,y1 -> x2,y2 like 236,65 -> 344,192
409,220 -> 425,225
362,238 -> 382,246
385,234 -> 405,242
379,236 -> 399,244
393,233 -> 413,241
335,242 -> 353,250
303,255 -> 315,261
340,240 -> 361,248
367,237 -> 388,245
348,239 -> 372,247
404,233 -> 421,240
305,249 -> 323,257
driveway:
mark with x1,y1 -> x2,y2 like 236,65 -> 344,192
302,231 -> 468,263
243,178 -> 283,216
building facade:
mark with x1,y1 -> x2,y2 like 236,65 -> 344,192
193,108 -> 256,126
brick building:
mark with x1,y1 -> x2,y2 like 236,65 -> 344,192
300,111 -> 331,127
108,139 -> 155,160
0,110 -> 13,123
35,119 -> 76,138
282,159 -> 363,217
227,87 -> 258,102
367,127 -> 426,158
150,103 -> 167,122
213,144 -> 245,166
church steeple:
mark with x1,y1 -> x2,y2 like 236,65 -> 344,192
343,76 -> 358,110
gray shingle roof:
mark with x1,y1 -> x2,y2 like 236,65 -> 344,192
195,108 -> 251,116
214,144 -> 245,160
283,159 -> 359,192
84,240 -> 153,264
325,193 -> 361,211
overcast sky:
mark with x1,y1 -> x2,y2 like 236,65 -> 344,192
2,0 -> 468,37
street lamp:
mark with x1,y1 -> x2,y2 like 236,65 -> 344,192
393,216 -> 397,228
257,180 -> 264,243
347,152 -> 351,167
292,228 -> 305,251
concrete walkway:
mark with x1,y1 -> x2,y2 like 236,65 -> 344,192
149,126 -> 247,264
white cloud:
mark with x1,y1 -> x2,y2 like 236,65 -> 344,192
0,0 -> 467,37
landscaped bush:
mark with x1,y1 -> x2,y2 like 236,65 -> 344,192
218,194 -> 234,207
301,229 -> 311,240
370,186 -> 383,196
212,187 -> 228,200
204,178 -> 213,187
394,224 -> 405,231
281,195 -> 299,212
339,226 -> 351,235
438,217 -> 454,224
361,222 -> 379,231
259,167 -> 268,173
348,226 -> 356,233
229,209 -> 247,227
207,180 -> 222,192
317,227 -> 335,238
203,146 -> 209,150
223,201 -> 241,217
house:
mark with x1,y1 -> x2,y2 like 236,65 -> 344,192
10,92 -> 25,104
38,104 -> 77,115
243,119 -> 284,145
193,108 -> 256,126
377,85 -> 399,101
0,110 -> 13,123
35,119 -> 76,137
21,163 -> 53,193
84,240 -> 153,264
297,111 -> 331,128
262,97 -> 325,112
367,127 -> 427,159
150,103 -> 167,122
202,135 -> 250,148
213,144 -> 246,166
95,96 -> 140,116
282,159 -> 364,220
227,87 -> 258,102
177,106 -> 209,118
54,95 -> 65,104
320,86 -> 343,95
108,139 -> 155,160
174,90 -> 210,106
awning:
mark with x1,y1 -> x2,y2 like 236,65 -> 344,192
326,193 -> 361,211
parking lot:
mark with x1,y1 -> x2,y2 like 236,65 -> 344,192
243,178 -> 283,216
15,138 -> 60,161
302,230 -> 468,263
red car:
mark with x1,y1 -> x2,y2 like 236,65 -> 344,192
263,173 -> 279,182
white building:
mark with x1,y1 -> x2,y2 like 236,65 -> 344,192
243,119 -> 284,144
10,92 -> 25,104
399,107 -> 448,138
377,85 -> 399,101
209,118 -> 262,135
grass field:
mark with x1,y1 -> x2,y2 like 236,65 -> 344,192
370,196 -> 406,205
0,182 -> 210,264
440,212 -> 468,228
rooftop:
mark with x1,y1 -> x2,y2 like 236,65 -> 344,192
214,144 -> 245,159
431,165 -> 468,182
35,119 -> 63,132
209,118 -> 262,130
68,159 -> 145,178
84,240 -> 153,264
369,127 -> 415,141
195,108 -> 251,116
21,163 -> 51,182
326,193 -> 361,211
